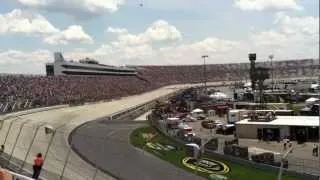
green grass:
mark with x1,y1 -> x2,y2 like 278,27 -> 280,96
130,126 -> 300,180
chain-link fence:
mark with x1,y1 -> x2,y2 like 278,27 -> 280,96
0,89 -> 183,180
0,118 -> 109,180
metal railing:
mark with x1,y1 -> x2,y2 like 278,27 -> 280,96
0,100 -> 33,115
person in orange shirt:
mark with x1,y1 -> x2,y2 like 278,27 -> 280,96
32,153 -> 43,179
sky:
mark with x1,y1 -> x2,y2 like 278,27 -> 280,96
0,0 -> 319,74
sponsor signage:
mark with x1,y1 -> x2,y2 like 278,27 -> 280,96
182,157 -> 230,174
146,142 -> 177,152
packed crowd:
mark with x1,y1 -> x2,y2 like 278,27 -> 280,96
0,59 -> 318,112
0,75 -> 155,107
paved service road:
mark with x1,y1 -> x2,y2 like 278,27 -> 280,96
70,120 -> 205,180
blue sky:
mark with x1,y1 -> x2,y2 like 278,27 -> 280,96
0,0 -> 319,74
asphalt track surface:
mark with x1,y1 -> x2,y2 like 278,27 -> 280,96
70,120 -> 205,180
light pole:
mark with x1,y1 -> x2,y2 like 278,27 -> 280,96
277,146 -> 293,180
269,55 -> 274,91
202,55 -> 209,90
318,60 -> 320,160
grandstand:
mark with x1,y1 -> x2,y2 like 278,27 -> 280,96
0,58 -> 318,114
0,57 -> 319,180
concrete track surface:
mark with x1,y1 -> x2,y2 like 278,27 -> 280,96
0,83 -> 223,180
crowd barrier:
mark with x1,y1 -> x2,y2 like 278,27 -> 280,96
0,100 -> 33,115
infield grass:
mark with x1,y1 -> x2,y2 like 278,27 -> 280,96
130,126 -> 300,180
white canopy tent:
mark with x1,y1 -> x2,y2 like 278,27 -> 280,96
310,83 -> 319,90
244,82 -> 252,88
305,97 -> 319,104
191,108 -> 204,113
167,117 -> 180,121
209,92 -> 228,100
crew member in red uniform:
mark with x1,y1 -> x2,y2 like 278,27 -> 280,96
32,153 -> 43,179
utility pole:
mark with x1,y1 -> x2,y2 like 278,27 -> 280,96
202,55 -> 209,91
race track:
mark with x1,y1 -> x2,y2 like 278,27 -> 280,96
70,120 -> 204,180
0,83 -> 220,180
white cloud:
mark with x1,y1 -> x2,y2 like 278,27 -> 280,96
0,9 -> 93,45
94,20 -> 182,64
251,13 -> 319,47
0,49 -> 51,74
44,25 -> 94,45
107,27 -> 128,34
158,38 -> 241,64
0,9 -> 59,35
95,43 -> 155,63
145,20 -> 182,41
250,30 -> 288,46
234,0 -> 302,11
249,13 -> 319,60
106,20 -> 182,46
275,12 -> 319,37
0,49 -> 50,65
16,0 -> 125,17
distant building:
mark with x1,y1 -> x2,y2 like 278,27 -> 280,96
236,115 -> 319,142
45,52 -> 137,76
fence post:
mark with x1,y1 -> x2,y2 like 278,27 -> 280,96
60,147 -> 71,180
11,102 -> 16,112
24,100 -> 28,109
92,167 -> 98,180
42,131 -> 56,164
6,120 -> 29,167
3,103 -> 9,113
3,118 -> 20,146
3,118 -> 19,145
20,123 -> 44,171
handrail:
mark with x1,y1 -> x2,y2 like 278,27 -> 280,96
0,167 -> 34,180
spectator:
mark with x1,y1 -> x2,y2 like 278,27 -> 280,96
313,144 -> 318,157
0,145 -> 4,154
32,153 -> 43,179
